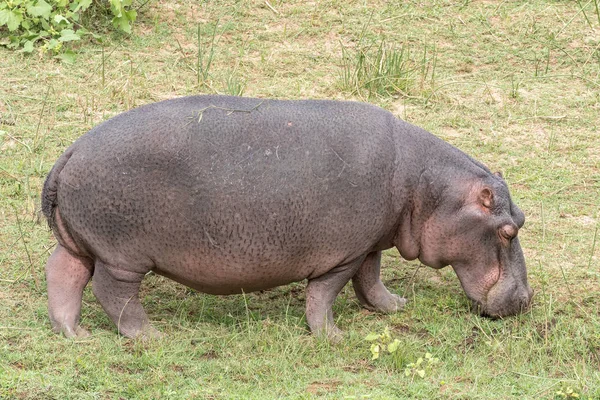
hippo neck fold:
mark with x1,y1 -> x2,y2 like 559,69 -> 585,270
389,119 -> 490,263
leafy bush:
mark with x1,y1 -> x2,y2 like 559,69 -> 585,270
0,0 -> 137,54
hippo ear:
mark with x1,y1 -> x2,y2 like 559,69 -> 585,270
494,171 -> 503,179
479,188 -> 494,209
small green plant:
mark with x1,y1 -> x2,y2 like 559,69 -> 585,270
555,386 -> 580,399
403,352 -> 439,379
365,327 -> 401,361
224,72 -> 245,96
0,0 -> 137,54
365,327 -> 441,377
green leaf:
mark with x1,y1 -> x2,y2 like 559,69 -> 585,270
110,0 -> 123,16
0,9 -> 8,25
27,0 -> 52,19
387,339 -> 400,353
47,38 -> 59,49
55,50 -> 76,63
73,0 -> 93,13
22,40 -> 34,52
417,369 -> 425,378
53,14 -> 69,25
0,9 -> 23,31
364,333 -> 380,342
112,15 -> 131,33
370,343 -> 380,360
125,9 -> 136,22
58,29 -> 80,42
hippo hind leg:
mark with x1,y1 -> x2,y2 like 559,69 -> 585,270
92,261 -> 161,339
352,251 -> 407,313
46,244 -> 93,338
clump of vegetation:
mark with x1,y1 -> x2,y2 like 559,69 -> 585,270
0,0 -> 137,54
341,39 -> 437,99
339,13 -> 437,100
555,386 -> 581,399
403,352 -> 440,379
365,327 -> 440,378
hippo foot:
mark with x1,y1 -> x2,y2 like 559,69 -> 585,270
314,325 -> 344,344
132,325 -> 164,341
361,294 -> 407,314
53,324 -> 90,339
352,252 -> 407,314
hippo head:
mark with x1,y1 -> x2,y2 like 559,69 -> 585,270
397,171 -> 533,318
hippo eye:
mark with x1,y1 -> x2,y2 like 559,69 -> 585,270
499,224 -> 517,240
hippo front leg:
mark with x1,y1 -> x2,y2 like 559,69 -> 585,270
92,261 -> 160,339
46,244 -> 93,337
352,251 -> 407,313
305,258 -> 364,342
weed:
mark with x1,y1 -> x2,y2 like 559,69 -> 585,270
555,386 -> 581,399
341,39 -> 436,99
404,352 -> 440,379
197,20 -> 219,86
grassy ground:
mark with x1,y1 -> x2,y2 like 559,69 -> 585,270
1,0 -> 599,398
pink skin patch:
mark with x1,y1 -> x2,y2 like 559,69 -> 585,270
455,262 -> 501,304
481,263 -> 501,296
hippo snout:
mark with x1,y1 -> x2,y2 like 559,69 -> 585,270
474,285 -> 533,318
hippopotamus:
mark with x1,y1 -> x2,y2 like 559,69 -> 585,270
41,95 -> 532,340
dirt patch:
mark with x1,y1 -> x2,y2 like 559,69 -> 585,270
199,349 -> 219,360
342,359 -> 375,373
306,380 -> 342,394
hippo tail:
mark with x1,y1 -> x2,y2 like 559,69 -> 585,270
41,148 -> 74,231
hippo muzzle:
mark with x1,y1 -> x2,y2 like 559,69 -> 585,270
451,235 -> 533,318
469,237 -> 533,318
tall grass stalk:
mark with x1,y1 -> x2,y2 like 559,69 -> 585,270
197,21 -> 219,86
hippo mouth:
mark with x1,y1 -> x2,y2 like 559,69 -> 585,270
470,299 -> 502,319
469,289 -> 533,319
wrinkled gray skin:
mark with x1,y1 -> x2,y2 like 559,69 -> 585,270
42,95 -> 532,340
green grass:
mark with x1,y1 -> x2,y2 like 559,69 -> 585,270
1,0 -> 600,398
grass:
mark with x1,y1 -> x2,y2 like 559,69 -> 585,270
1,0 -> 599,398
